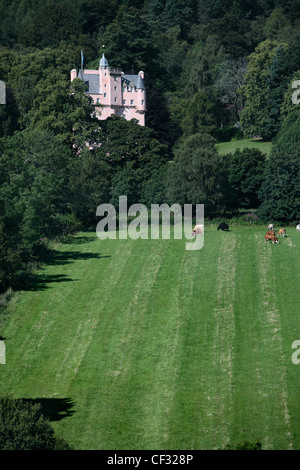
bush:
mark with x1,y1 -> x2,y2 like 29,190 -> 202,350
211,126 -> 240,142
0,396 -> 71,450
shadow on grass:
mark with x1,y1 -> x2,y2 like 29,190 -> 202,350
62,235 -> 95,245
10,232 -> 111,292
26,273 -> 78,291
21,398 -> 75,421
44,250 -> 110,267
13,251 -> 111,291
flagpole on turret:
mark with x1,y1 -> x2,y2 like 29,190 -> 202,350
81,49 -> 84,71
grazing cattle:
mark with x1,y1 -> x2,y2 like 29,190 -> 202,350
277,228 -> 286,238
296,224 -> 300,233
217,222 -> 229,231
265,234 -> 279,244
268,224 -> 274,231
192,224 -> 204,236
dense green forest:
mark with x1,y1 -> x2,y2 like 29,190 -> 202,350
0,0 -> 300,292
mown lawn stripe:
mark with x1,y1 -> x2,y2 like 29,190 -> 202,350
1,227 -> 299,450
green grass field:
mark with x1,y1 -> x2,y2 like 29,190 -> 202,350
1,224 -> 300,450
216,138 -> 272,156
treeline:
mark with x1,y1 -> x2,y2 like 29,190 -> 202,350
0,0 -> 300,292
1,0 -> 300,142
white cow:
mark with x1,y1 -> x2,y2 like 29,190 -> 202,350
268,223 -> 274,231
192,224 -> 204,236
296,224 -> 300,233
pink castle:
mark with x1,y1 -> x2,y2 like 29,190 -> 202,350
70,53 -> 146,126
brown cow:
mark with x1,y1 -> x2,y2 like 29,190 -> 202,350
265,234 -> 279,244
266,230 -> 275,236
277,228 -> 286,238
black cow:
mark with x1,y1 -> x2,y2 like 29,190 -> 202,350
217,222 -> 229,231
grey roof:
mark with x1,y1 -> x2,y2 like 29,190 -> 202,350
122,74 -> 145,89
75,67 -> 145,95
77,72 -> 100,94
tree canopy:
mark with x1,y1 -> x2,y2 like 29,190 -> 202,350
0,396 -> 71,450
1,0 -> 300,292
258,112 -> 300,222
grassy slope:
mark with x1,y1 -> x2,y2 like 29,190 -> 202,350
216,139 -> 272,156
0,225 -> 300,450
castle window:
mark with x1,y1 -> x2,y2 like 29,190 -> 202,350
114,86 -> 117,90
123,100 -> 126,104
142,100 -> 144,105
130,99 -> 134,105
97,98 -> 100,103
114,97 -> 117,102
104,93 -> 106,97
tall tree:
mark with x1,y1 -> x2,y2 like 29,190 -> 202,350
240,39 -> 279,138
214,56 -> 247,125
0,130 -> 76,243
181,90 -> 220,137
264,7 -> 291,41
18,0 -> 83,48
226,148 -> 267,209
148,0 -> 197,38
264,43 -> 289,139
258,112 -> 300,222
166,133 -> 226,215
26,74 -> 100,151
101,6 -> 156,75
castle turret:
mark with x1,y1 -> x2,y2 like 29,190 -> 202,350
70,69 -> 77,81
99,53 -> 109,69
